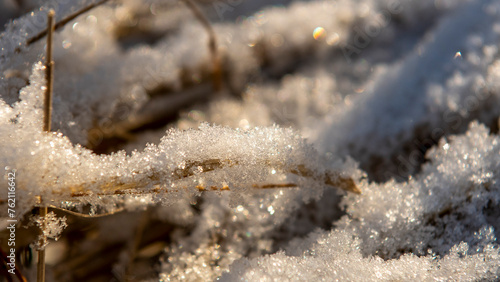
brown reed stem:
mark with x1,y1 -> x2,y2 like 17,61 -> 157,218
36,205 -> 47,282
182,0 -> 222,92
26,0 -> 109,46
63,159 -> 360,199
38,10 -> 55,282
43,10 -> 55,132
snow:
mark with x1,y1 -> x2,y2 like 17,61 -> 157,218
221,227 -> 499,281
0,0 -> 500,281
0,62 -> 358,220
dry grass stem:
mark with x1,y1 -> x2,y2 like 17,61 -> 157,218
43,11 -> 54,132
182,0 -> 222,91
0,159 -> 359,213
26,0 -> 110,47
36,206 -> 47,282
61,159 -> 359,199
49,206 -> 123,218
37,10 -> 55,282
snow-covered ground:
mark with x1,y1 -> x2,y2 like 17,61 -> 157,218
0,0 -> 499,280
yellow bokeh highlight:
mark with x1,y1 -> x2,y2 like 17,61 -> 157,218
313,27 -> 326,40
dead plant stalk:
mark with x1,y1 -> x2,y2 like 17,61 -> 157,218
37,9 -> 55,282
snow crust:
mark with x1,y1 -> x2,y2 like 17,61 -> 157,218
222,122 -> 500,281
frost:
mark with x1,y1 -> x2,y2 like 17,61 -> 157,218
312,0 -> 500,181
0,62 -> 358,218
31,211 -> 68,250
221,228 -> 500,281
222,122 -> 500,281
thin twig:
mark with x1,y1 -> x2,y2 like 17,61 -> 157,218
36,206 -> 47,282
289,164 -> 360,194
0,160 -> 360,209
62,159 -> 360,198
37,10 -> 55,282
48,205 -> 126,218
43,11 -> 55,132
182,0 -> 222,92
26,0 -> 110,46
46,171 -> 356,218
125,208 -> 150,280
